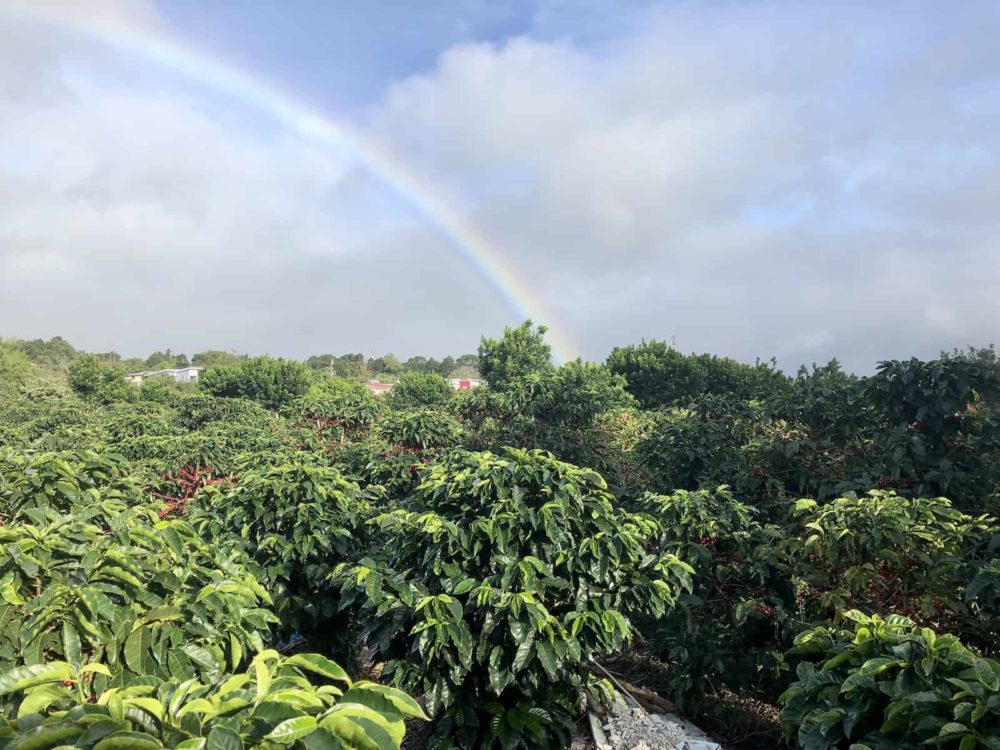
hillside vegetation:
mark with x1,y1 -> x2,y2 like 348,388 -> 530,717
0,323 -> 998,749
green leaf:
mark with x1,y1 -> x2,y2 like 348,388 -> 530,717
264,716 -> 318,744
284,654 -> 349,682
93,731 -> 165,749
535,641 -> 559,679
341,682 -> 429,721
61,623 -> 82,668
5,721 -> 84,750
205,726 -> 243,750
320,703 -> 401,750
0,663 -> 74,696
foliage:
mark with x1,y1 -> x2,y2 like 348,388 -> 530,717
862,353 -> 1000,505
477,321 -> 552,391
174,396 -> 272,431
456,362 -> 632,465
67,356 -> 132,404
336,448 -> 692,748
0,449 -> 141,519
9,336 -> 78,370
200,357 -> 310,411
192,464 -> 366,658
0,650 -> 425,749
388,371 -> 453,409
788,492 -> 993,625
285,387 -> 382,444
0,501 -> 276,687
191,349 -> 246,368
607,340 -> 788,409
635,487 -> 791,707
0,344 -> 35,397
137,377 -> 187,405
379,408 -> 464,451
780,610 -> 1000,750
636,396 -> 762,494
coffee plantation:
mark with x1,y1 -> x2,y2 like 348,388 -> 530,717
0,327 -> 998,748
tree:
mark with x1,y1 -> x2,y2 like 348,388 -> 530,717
305,353 -> 335,371
333,353 -> 366,378
435,356 -> 455,376
388,371 -> 453,409
478,320 -> 552,390
144,348 -> 189,369
0,342 -> 35,395
67,354 -> 131,403
192,349 -> 247,368
369,353 -> 402,376
200,355 -> 311,411
607,340 -> 789,408
12,336 -> 78,369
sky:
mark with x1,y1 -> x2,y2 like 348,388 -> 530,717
1,0 -> 999,371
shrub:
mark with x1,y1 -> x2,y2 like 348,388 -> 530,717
378,407 -> 464,451
285,388 -> 381,444
336,448 -> 693,748
67,356 -> 132,404
200,356 -> 311,411
192,464 -> 367,658
780,610 -> 1000,749
0,503 -> 276,684
388,371 -> 453,409
477,321 -> 552,391
0,650 -> 424,749
174,395 -> 272,431
636,396 -> 761,493
788,492 -> 993,625
635,487 -> 792,706
0,449 -> 141,519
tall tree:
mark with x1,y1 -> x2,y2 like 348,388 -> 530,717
478,320 -> 552,390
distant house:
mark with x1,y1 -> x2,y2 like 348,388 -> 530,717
448,378 -> 485,390
127,367 -> 204,385
363,380 -> 394,395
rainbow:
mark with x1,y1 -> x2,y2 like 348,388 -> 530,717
2,3 -> 579,363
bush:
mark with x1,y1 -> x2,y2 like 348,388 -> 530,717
192,464 -> 367,658
636,396 -> 761,494
67,356 -> 132,404
336,448 -> 692,748
0,650 -> 424,749
285,388 -> 381,444
378,407 -> 464,451
0,502 -> 276,685
788,492 -> 993,625
388,371 -> 453,409
0,449 -> 141,519
200,356 -> 311,411
780,610 -> 1000,749
635,487 -> 792,707
175,395 -> 272,431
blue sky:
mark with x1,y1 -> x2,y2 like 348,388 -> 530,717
1,0 -> 999,370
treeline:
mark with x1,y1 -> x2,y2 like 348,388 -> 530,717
3,335 -> 479,380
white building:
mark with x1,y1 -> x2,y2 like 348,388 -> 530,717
127,367 -> 204,385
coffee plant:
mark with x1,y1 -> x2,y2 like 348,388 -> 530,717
192,464 -> 367,658
781,610 -> 1000,749
635,487 -> 792,706
336,448 -> 693,748
0,649 -> 425,749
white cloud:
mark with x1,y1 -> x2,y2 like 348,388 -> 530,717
367,1 -> 1000,369
2,2 -> 1000,369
